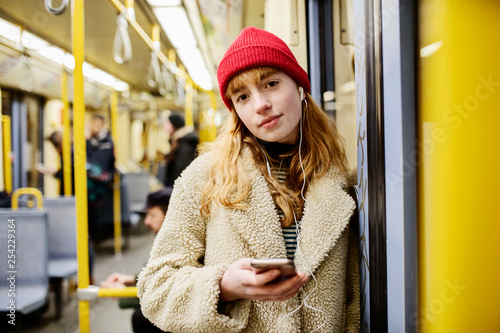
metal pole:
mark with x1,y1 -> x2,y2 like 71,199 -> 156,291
2,115 -> 12,194
61,71 -> 72,195
72,0 -> 91,331
110,91 -> 122,254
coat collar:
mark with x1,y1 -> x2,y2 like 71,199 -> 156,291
226,147 -> 355,274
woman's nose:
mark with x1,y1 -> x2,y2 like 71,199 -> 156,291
253,92 -> 271,114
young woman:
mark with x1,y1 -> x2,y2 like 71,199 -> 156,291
137,26 -> 360,333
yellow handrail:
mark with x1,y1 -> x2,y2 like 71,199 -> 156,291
185,78 -> 194,127
2,115 -> 12,194
11,187 -> 43,210
72,0 -> 90,331
110,91 -> 121,254
98,287 -> 138,298
61,70 -> 72,196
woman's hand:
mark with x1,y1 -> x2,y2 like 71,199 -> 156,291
100,273 -> 136,288
219,258 -> 308,302
36,164 -> 56,176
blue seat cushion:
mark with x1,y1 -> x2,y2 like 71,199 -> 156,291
48,259 -> 78,279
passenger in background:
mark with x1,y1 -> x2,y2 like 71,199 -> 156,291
38,131 -> 97,283
163,113 -> 199,186
86,114 -> 116,242
37,130 -> 75,195
138,27 -> 359,332
100,188 -> 172,333
85,114 -> 115,285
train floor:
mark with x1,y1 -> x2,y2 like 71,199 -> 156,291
2,227 -> 156,333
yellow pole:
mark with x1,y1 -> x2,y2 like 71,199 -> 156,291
199,109 -> 206,143
185,83 -> 193,127
98,287 -> 138,298
168,49 -> 176,64
152,24 -> 160,44
208,91 -> 217,140
0,87 -> 3,192
181,65 -> 193,127
199,92 -> 217,144
61,71 -> 72,196
72,0 -> 90,331
418,1 -> 500,332
125,0 -> 134,11
2,115 -> 12,194
110,91 -> 121,254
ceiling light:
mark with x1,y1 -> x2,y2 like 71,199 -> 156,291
0,18 -> 21,44
21,30 -> 49,50
64,53 -> 75,70
176,47 -> 213,90
154,7 -> 197,48
36,46 -> 65,64
114,80 -> 129,92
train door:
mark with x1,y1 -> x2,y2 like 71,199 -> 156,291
353,0 -> 419,332
1,89 -> 45,192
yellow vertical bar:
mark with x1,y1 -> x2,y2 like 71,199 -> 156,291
152,24 -> 160,43
110,91 -> 121,254
72,0 -> 90,332
208,91 -> 217,141
184,72 -> 193,127
2,115 -> 12,194
199,109 -> 206,143
0,88 -> 4,192
418,1 -> 500,332
125,0 -> 134,10
185,84 -> 193,127
168,49 -> 176,64
61,71 -> 72,196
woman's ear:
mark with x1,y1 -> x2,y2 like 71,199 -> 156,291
299,87 -> 304,101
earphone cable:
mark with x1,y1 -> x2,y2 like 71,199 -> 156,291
277,112 -> 327,332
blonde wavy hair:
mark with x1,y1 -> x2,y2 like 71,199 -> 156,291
200,67 -> 348,227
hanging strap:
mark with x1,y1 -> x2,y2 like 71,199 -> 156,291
146,44 -> 162,88
113,13 -> 132,64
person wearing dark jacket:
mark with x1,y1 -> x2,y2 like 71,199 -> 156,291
86,114 -> 116,244
163,113 -> 198,186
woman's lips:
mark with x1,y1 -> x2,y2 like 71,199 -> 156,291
260,115 -> 281,129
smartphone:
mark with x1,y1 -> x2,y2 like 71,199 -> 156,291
250,258 -> 297,282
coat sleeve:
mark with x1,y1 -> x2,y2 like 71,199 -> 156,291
136,156 -> 247,333
344,190 -> 361,332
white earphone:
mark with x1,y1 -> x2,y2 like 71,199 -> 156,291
299,87 -> 304,101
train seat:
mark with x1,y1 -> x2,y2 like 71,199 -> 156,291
44,197 -> 78,319
121,172 -> 149,214
0,209 -> 49,315
44,197 -> 78,278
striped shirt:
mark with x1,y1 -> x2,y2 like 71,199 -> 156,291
272,167 -> 299,260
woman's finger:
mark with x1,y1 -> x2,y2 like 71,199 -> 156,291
249,273 -> 307,301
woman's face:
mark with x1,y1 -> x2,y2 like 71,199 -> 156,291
229,70 -> 302,144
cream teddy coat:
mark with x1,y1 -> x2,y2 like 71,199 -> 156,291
137,148 -> 360,333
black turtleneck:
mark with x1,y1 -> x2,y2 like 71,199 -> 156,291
256,138 -> 297,166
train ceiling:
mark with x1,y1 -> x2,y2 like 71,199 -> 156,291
0,0 -> 264,99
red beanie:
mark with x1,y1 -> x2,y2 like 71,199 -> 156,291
217,26 -> 310,111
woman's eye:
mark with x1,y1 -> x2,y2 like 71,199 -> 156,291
237,94 -> 249,102
266,80 -> 278,88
